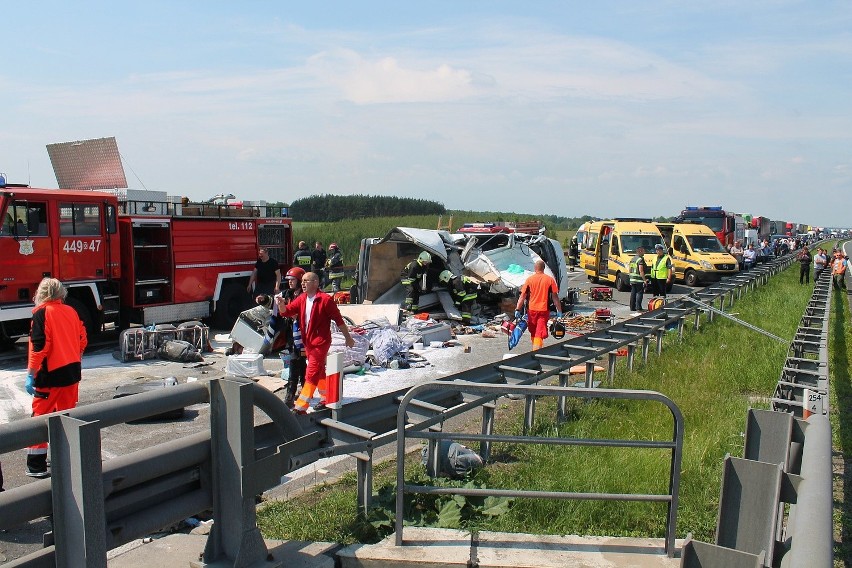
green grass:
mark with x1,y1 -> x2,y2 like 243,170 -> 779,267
830,278 -> 852,566
257,263 -> 817,544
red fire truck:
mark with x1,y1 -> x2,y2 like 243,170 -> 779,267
0,182 -> 292,344
677,206 -> 745,248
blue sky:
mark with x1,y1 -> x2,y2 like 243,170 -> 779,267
2,1 -> 851,227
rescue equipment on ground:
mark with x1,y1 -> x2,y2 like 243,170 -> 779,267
648,297 -> 665,311
589,287 -> 613,301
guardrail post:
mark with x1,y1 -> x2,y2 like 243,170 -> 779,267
523,396 -> 536,434
557,373 -> 569,420
50,415 -> 107,568
642,336 -> 650,363
606,352 -> 617,384
356,451 -> 374,513
677,316 -> 685,340
626,343 -> 636,371
480,401 -> 496,461
693,309 -> 701,331
200,379 -> 276,567
655,329 -> 664,356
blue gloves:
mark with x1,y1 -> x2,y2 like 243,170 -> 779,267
514,310 -> 521,320
25,372 -> 35,396
556,312 -> 563,319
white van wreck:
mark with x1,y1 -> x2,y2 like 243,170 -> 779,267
352,227 -> 568,318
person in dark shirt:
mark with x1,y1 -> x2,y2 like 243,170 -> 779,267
311,241 -> 327,284
247,247 -> 281,295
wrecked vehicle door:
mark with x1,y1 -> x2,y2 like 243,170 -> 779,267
354,227 -> 462,305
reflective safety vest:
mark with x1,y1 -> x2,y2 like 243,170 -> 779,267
628,255 -> 645,284
294,250 -> 312,267
651,255 -> 670,280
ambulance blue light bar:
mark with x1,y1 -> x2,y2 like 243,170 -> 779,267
684,206 -> 722,211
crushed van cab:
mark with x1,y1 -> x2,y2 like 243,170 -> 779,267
353,226 -> 568,312
656,223 -> 739,286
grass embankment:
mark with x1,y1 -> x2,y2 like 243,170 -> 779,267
258,264 -> 814,544
830,272 -> 852,566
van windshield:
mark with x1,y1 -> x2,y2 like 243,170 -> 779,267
688,235 -> 726,253
621,235 -> 662,254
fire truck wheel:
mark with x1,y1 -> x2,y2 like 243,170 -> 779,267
65,297 -> 97,338
214,282 -> 251,330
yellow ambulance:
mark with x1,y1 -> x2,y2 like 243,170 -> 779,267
581,220 -> 665,291
655,222 -> 739,286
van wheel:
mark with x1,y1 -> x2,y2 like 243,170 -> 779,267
214,282 -> 251,330
684,270 -> 699,287
615,272 -> 630,292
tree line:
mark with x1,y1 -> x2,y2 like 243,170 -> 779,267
286,194 -> 445,222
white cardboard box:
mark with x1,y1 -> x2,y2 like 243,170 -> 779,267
225,353 -> 266,378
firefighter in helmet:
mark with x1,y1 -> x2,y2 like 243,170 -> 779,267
438,269 -> 479,325
325,243 -> 345,292
401,251 -> 432,312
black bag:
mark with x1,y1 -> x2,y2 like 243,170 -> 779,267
158,339 -> 203,363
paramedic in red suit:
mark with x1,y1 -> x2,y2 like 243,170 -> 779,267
24,278 -> 88,478
278,271 -> 354,413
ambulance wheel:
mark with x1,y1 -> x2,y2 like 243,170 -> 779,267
615,272 -> 630,292
684,269 -> 699,287
66,297 -> 97,339
214,282 -> 251,330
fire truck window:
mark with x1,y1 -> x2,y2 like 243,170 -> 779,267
60,203 -> 101,236
3,202 -> 47,237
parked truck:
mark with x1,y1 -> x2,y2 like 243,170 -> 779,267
676,206 -> 745,248
0,182 -> 292,344
656,223 -> 739,286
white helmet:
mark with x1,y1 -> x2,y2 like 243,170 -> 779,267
418,251 -> 432,263
438,270 -> 453,283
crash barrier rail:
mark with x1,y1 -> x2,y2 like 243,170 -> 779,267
0,253 -> 799,566
680,264 -> 833,567
395,381 -> 684,557
0,378 -> 308,567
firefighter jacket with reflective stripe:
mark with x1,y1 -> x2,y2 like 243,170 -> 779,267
451,276 -> 478,303
650,255 -> 671,280
401,260 -> 429,289
28,300 -> 87,389
326,250 -> 344,279
294,249 -> 312,267
628,254 -> 646,284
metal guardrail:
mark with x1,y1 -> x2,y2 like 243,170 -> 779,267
394,381 -> 684,557
0,253 -> 801,566
680,260 -> 834,567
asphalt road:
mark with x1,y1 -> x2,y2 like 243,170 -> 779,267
0,268 -> 697,563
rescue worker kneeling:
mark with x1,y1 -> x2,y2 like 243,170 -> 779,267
438,269 -> 479,325
401,251 -> 432,311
